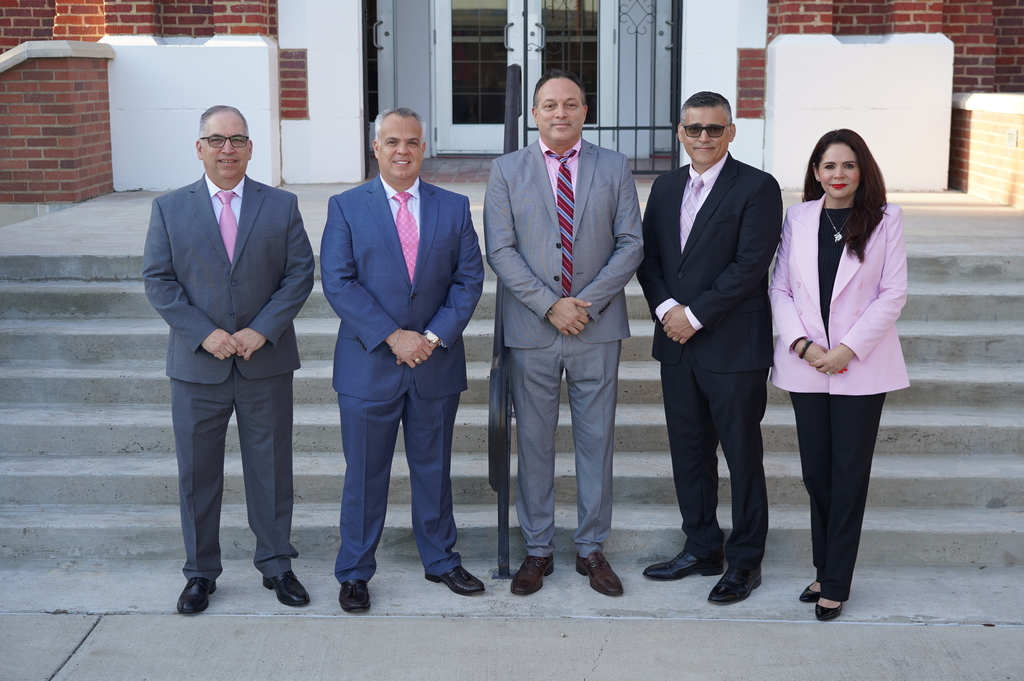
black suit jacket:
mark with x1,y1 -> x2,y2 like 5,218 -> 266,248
637,154 -> 783,373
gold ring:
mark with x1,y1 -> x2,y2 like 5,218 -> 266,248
414,358 -> 421,364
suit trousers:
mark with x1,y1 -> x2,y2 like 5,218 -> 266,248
170,366 -> 298,581
790,391 -> 887,602
509,336 -> 621,557
334,372 -> 462,583
661,347 -> 769,569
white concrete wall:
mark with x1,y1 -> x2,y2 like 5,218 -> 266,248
679,0 -> 769,169
765,33 -> 954,191
278,0 -> 364,184
102,35 -> 280,191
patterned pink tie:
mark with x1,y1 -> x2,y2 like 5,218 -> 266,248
679,176 -> 703,252
394,191 -> 418,282
216,190 -> 237,263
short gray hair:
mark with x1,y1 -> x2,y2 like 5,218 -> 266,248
374,107 -> 426,142
680,91 -> 733,125
199,105 -> 249,138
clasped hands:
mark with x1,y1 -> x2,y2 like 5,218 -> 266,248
802,342 -> 854,376
662,305 -> 696,344
201,328 -> 267,361
546,297 -> 592,335
387,328 -> 437,368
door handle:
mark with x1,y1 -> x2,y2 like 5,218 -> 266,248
504,22 -> 514,51
664,20 -> 674,50
373,20 -> 384,50
535,22 -> 546,52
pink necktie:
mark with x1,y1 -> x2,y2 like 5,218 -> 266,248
545,149 -> 577,297
216,190 -> 237,263
394,191 -> 418,282
679,176 -> 703,252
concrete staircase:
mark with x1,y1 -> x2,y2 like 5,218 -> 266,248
2,240 -> 1023,572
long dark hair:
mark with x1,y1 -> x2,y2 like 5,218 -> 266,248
802,129 -> 887,262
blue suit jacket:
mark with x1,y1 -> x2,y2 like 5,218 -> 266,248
320,177 -> 484,401
143,175 -> 315,383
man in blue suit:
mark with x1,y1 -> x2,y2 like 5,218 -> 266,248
143,105 -> 315,614
321,107 -> 485,612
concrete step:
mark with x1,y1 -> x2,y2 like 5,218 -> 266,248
2,318 -> 1022,365
1,403 -> 1020,456
1,360 -> 1021,409
2,501 -> 1020,566
4,279 -> 1024,323
2,451 -> 1020,509
4,253 -> 1024,283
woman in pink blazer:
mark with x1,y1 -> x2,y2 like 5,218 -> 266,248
769,129 -> 909,621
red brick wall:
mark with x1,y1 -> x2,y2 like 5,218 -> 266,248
994,0 -> 1024,92
949,106 -> 1024,207
0,56 -> 113,203
944,0 -> 998,92
104,2 -> 159,35
212,1 -> 273,36
52,0 -> 106,41
737,48 -> 766,119
768,1 -> 834,41
0,0 -> 56,53
160,1 -> 215,38
279,49 -> 307,119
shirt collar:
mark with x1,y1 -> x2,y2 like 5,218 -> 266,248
380,176 -> 421,201
539,138 -> 583,159
689,152 -> 729,185
205,174 -> 244,199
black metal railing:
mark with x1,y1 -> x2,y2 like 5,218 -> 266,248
487,63 -> 521,580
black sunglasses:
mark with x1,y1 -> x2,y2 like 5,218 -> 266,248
681,124 -> 728,138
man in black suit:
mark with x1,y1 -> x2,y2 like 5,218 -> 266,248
636,91 -> 782,604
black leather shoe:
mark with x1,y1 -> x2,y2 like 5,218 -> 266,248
708,567 -> 762,604
338,579 -> 370,612
816,602 -> 843,621
262,570 -> 310,606
643,550 -> 724,581
425,565 -> 485,595
799,584 -> 821,603
176,577 -> 216,614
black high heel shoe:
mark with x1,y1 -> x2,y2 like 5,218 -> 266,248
815,602 -> 843,621
799,585 -> 820,603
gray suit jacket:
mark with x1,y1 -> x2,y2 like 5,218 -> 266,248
484,140 -> 643,348
143,175 -> 315,384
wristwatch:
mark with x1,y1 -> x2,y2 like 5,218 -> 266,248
424,330 -> 442,347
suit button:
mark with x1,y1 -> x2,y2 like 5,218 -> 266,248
231,280 -> 238,286
553,275 -> 560,282
677,273 -> 683,278
229,312 -> 235,318
411,293 -> 417,299
556,242 -> 562,249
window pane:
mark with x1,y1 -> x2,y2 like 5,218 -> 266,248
452,0 -> 508,125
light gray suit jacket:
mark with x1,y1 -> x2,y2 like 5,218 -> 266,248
143,175 -> 315,384
484,140 -> 643,348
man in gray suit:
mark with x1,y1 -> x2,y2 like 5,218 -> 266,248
143,105 -> 315,614
484,70 -> 643,596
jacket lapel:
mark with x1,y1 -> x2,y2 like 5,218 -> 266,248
367,176 -> 413,286
792,198 -> 823,318
232,176 -> 263,271
681,155 -> 735,265
527,143 -> 560,230
414,182 -> 439,290
187,176 -> 231,266
571,140 -> 598,241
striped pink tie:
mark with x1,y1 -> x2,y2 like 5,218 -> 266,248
546,148 -> 577,297
216,190 -> 237,263
679,176 -> 703,252
394,191 -> 418,282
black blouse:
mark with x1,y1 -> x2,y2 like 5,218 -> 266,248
818,207 -> 852,339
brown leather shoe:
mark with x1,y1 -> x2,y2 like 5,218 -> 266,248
575,551 -> 623,596
510,555 -> 554,595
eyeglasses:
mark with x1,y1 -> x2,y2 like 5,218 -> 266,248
681,124 -> 727,138
200,135 -> 250,148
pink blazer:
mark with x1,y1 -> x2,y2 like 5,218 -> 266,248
769,197 -> 910,396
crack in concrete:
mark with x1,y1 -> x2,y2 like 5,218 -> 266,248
584,620 -> 613,680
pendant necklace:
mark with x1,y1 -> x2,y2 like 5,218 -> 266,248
824,208 -> 849,243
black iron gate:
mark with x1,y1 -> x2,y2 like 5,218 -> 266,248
521,0 -> 683,173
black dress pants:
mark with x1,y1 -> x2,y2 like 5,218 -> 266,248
790,391 -> 886,602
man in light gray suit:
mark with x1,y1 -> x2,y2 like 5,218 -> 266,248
484,70 -> 643,596
143,105 -> 315,614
